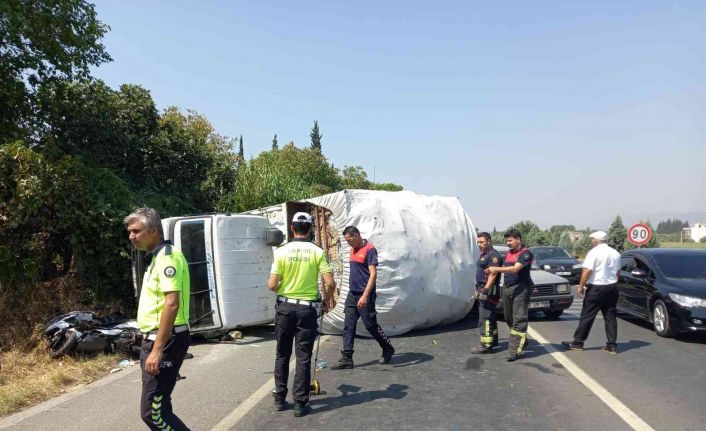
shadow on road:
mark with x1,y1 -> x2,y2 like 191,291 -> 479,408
310,383 -> 409,414
354,352 -> 434,368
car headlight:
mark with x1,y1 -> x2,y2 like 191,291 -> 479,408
668,293 -> 706,308
572,264 -> 582,269
531,263 -> 540,270
543,265 -> 551,270
556,284 -> 570,294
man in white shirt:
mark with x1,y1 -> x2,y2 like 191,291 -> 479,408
562,231 -> 622,354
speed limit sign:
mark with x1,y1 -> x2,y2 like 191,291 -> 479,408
627,223 -> 652,246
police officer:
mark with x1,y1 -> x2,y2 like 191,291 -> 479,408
268,212 -> 336,417
471,232 -> 502,354
486,229 -> 534,362
334,226 -> 394,369
125,208 -> 191,431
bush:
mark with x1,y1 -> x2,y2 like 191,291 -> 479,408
700,237 -> 706,243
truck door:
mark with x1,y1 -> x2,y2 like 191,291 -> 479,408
173,217 -> 223,331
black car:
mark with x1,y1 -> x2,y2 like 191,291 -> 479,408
529,246 -> 582,284
617,248 -> 706,337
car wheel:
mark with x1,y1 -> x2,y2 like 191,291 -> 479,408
544,310 -> 563,319
652,300 -> 677,338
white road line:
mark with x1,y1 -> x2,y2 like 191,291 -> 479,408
210,335 -> 331,431
527,327 -> 655,431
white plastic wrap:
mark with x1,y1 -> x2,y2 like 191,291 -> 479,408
307,190 -> 479,336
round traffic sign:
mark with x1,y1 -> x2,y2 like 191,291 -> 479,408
627,223 -> 652,246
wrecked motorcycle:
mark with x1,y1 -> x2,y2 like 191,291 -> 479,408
44,310 -> 143,358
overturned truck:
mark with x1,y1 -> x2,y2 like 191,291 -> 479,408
246,189 -> 479,336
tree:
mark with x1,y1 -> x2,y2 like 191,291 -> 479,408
341,166 -> 371,189
238,134 -> 244,159
272,133 -> 278,150
0,0 -> 112,141
310,120 -> 322,152
572,231 -> 593,258
549,225 -> 575,234
558,231 -> 573,251
607,215 -> 627,252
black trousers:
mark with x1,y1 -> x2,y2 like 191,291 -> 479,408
273,301 -> 318,404
140,330 -> 190,431
343,291 -> 393,353
502,284 -> 530,354
478,300 -> 499,348
573,283 -> 618,346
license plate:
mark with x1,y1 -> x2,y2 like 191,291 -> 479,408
529,301 -> 550,309
557,272 -> 571,276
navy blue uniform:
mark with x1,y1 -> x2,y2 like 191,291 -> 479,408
502,246 -> 534,356
475,248 -> 502,349
342,240 -> 393,356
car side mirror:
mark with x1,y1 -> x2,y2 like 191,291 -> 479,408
630,269 -> 647,278
266,228 -> 284,246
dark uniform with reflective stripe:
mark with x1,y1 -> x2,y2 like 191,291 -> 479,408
475,247 -> 503,350
502,246 -> 534,356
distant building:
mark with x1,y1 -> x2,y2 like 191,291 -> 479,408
683,222 -> 706,242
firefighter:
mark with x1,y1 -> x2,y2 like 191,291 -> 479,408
486,229 -> 534,362
471,232 -> 502,354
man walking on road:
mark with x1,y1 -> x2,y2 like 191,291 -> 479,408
472,232 -> 503,354
562,231 -> 622,354
268,212 -> 337,417
334,226 -> 395,369
125,208 -> 191,431
486,229 -> 534,362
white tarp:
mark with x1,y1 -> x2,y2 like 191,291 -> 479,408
310,190 -> 479,336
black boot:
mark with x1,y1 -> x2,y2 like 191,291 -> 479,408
272,390 -> 287,411
380,346 -> 395,364
333,350 -> 354,369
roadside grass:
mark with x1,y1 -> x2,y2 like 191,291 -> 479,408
661,242 -> 706,249
0,346 -> 120,417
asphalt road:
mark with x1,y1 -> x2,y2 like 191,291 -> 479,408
2,288 -> 705,431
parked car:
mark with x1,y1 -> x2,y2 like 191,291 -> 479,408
492,245 -> 573,319
617,248 -> 706,337
529,246 -> 582,284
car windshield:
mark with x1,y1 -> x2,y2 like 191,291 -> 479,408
533,248 -> 572,260
654,254 -> 706,279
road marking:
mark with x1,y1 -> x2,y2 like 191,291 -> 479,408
527,327 -> 655,431
210,335 -> 331,431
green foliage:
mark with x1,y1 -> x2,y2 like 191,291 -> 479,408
549,225 -> 575,233
607,215 -> 627,252
700,237 -> 706,243
341,166 -> 372,189
572,231 -> 594,258
272,134 -> 278,150
505,220 -> 550,247
558,231 -> 573,251
310,120 -> 322,152
656,218 -> 688,234
371,182 -> 403,191
0,0 -> 111,141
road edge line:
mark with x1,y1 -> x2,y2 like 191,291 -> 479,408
210,335 -> 331,431
527,327 -> 655,431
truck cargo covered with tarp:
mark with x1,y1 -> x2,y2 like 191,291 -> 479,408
246,189 -> 479,336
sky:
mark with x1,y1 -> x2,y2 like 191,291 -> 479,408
91,0 -> 706,231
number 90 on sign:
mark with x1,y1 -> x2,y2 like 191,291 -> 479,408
627,224 -> 651,246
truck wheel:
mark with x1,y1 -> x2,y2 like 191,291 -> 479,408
652,300 -> 677,338
49,331 -> 78,358
544,310 -> 563,319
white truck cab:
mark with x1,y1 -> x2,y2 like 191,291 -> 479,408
132,214 -> 283,337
